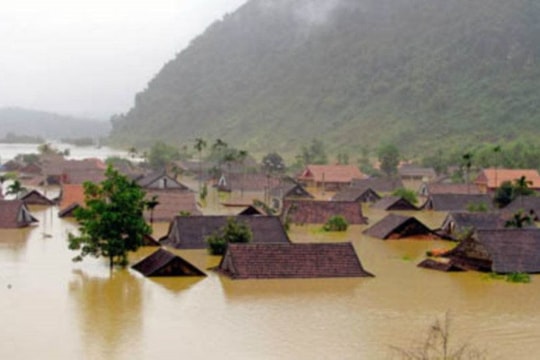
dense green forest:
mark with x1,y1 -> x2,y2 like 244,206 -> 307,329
0,107 -> 110,140
109,0 -> 540,158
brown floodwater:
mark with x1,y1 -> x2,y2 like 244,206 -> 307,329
1,204 -> 540,359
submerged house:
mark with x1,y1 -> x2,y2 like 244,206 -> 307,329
144,190 -> 201,223
363,214 -> 438,240
20,189 -> 55,206
439,212 -> 508,239
371,196 -> 418,211
422,194 -> 494,211
297,164 -> 365,191
217,242 -> 374,279
502,196 -> 540,221
331,187 -> 381,203
0,200 -> 38,228
442,229 -> 540,273
57,184 -> 85,218
132,248 -> 206,277
350,177 -> 404,194
269,177 -> 314,210
161,215 -> 291,249
474,168 -> 540,193
136,170 -> 191,191
281,199 -> 367,225
417,183 -> 483,197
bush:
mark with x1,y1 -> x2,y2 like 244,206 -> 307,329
506,272 -> 531,283
323,215 -> 348,232
206,217 -> 253,255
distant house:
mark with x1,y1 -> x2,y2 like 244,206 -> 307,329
20,189 -> 55,206
439,212 -> 508,239
502,196 -> 540,221
144,190 -> 201,222
161,215 -> 291,249
0,200 -> 38,228
474,168 -> 540,193
417,183 -> 482,197
216,173 -> 280,193
297,165 -> 365,191
371,196 -> 418,211
269,177 -> 313,210
41,157 -> 107,185
217,242 -> 374,279
136,171 -> 191,191
57,184 -> 85,218
363,214 -> 437,240
331,187 -> 381,203
350,177 -> 403,194
442,229 -> 540,273
398,165 -> 437,182
132,248 -> 206,277
282,199 -> 367,225
422,194 -> 493,211
237,205 -> 267,216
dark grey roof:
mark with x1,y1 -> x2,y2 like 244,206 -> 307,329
350,177 -> 403,193
136,171 -> 190,191
331,187 -> 380,202
217,242 -> 374,279
424,194 -> 494,211
440,212 -> 507,236
447,229 -> 540,274
282,199 -> 368,225
161,215 -> 291,249
503,196 -> 540,219
371,196 -> 418,211
20,189 -> 55,206
363,213 -> 434,239
132,248 -> 206,277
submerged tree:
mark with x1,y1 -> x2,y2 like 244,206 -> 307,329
68,166 -> 151,270
206,217 -> 252,255
378,144 -> 400,177
6,179 -> 27,199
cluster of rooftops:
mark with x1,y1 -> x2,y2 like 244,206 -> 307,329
2,158 -> 540,279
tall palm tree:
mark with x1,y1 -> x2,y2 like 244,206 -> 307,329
514,175 -> 533,208
6,180 -> 26,199
237,150 -> 248,198
462,152 -> 473,194
493,145 -> 501,189
145,195 -> 160,232
193,138 -> 207,192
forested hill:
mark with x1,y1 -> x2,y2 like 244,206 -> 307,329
109,0 -> 540,157
0,107 -> 110,140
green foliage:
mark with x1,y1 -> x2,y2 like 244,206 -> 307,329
392,188 -> 418,205
147,141 -> 182,170
199,183 -> 208,202
493,181 -> 515,208
504,210 -> 533,229
6,179 -> 27,199
261,152 -> 286,174
300,139 -> 328,165
206,217 -> 253,255
466,202 -> 488,212
378,144 -> 400,177
323,215 -> 349,232
67,166 -> 151,269
505,272 -> 531,283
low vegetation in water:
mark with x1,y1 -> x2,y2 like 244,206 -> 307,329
482,272 -> 531,284
323,215 -> 349,232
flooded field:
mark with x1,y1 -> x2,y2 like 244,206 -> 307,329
1,204 -> 540,359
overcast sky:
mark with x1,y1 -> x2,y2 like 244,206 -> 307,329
0,0 -> 247,119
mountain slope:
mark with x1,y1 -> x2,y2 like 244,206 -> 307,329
109,0 -> 540,156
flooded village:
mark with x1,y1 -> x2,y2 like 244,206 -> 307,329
2,142 -> 540,359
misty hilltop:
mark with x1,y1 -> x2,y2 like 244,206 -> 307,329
109,0 -> 540,156
0,107 -> 110,140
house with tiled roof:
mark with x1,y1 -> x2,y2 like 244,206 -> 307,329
0,200 -> 38,228
217,243 -> 374,279
363,214 -> 437,240
441,229 -> 540,273
144,190 -> 201,223
57,184 -> 86,217
398,165 -> 437,182
502,196 -> 540,221
350,177 -> 404,194
422,194 -> 494,211
439,212 -> 508,239
371,196 -> 418,211
474,168 -> 540,193
331,187 -> 380,203
20,189 -> 55,206
297,165 -> 365,191
418,183 -> 483,197
269,177 -> 314,210
136,171 -> 191,191
282,199 -> 367,225
161,215 -> 291,249
132,248 -> 206,277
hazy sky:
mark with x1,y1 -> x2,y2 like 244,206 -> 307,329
0,0 -> 247,119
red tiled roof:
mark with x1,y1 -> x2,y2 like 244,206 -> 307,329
218,242 -> 374,279
298,165 -> 365,184
59,184 -> 86,211
475,168 -> 540,189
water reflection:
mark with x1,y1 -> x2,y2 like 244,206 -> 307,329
68,270 -> 143,359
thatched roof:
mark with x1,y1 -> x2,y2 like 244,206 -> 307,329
363,213 -> 436,240
445,229 -> 540,273
331,187 -> 381,203
423,194 -> 494,211
161,215 -> 291,249
20,189 -> 55,206
371,196 -> 418,211
217,242 -> 374,279
132,248 -> 206,277
0,200 -> 38,228
282,199 -> 367,225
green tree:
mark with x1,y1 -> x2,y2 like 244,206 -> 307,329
505,210 -> 533,229
147,141 -> 181,170
262,152 -> 286,174
378,144 -> 400,177
462,152 -> 473,193
493,181 -> 515,208
145,195 -> 160,230
392,187 -> 418,205
301,139 -> 328,165
6,179 -> 27,199
206,217 -> 252,255
68,166 -> 151,270
193,138 -> 207,192
323,215 -> 349,232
